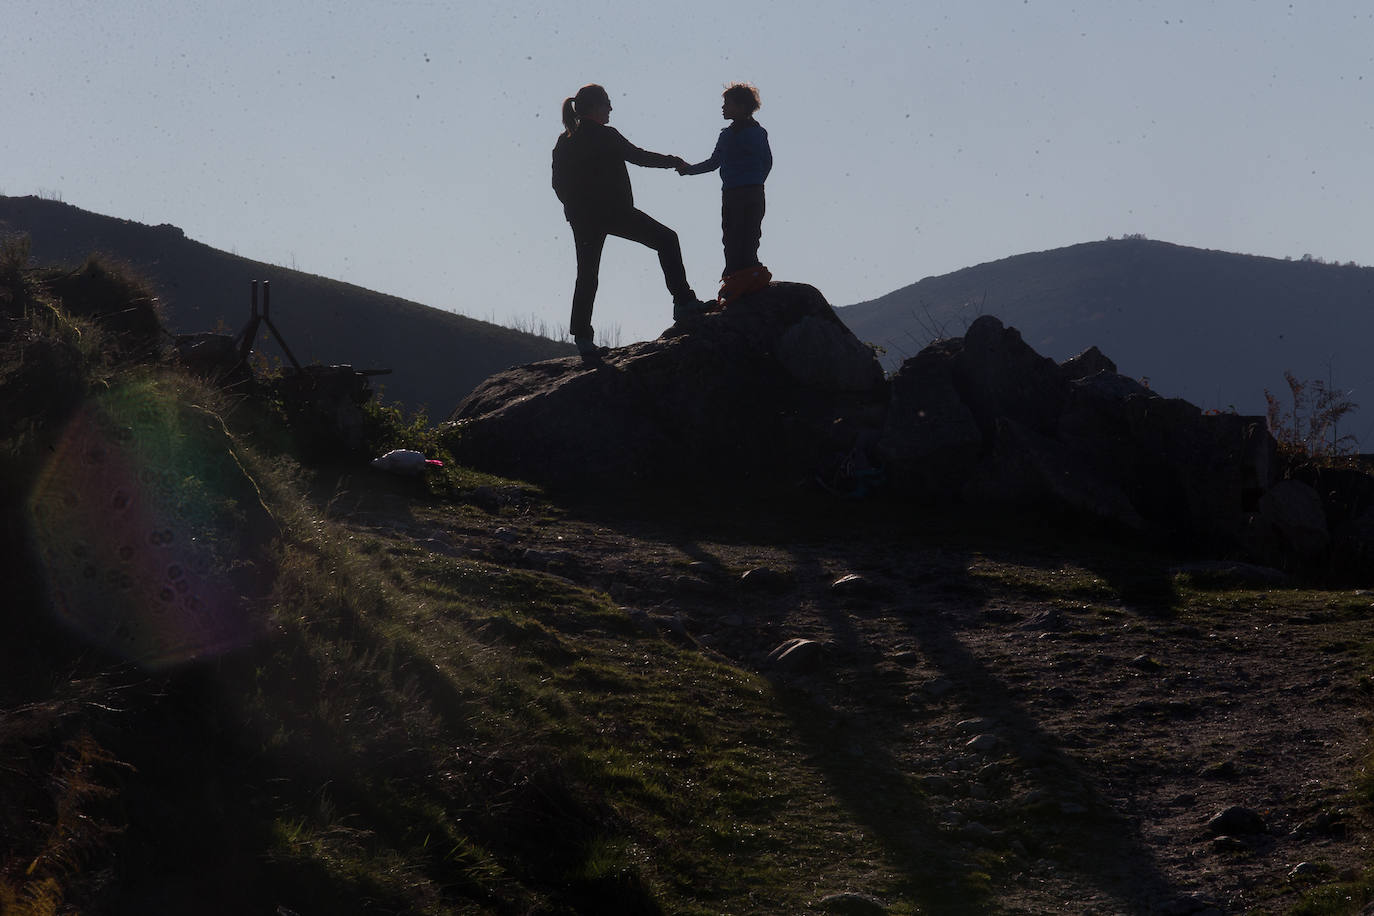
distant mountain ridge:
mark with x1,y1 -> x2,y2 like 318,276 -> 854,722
837,239 -> 1374,444
0,195 -> 572,414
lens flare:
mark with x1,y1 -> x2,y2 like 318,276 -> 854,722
26,381 -> 277,669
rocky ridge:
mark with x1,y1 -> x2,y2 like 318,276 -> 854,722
443,282 -> 1374,581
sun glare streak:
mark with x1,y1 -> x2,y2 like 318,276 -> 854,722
26,381 -> 277,669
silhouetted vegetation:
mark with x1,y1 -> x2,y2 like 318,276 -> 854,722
1266,370 -> 1359,465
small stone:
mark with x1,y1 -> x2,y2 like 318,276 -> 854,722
1044,685 -> 1076,705
522,548 -> 570,568
956,717 -> 996,733
1211,835 -> 1250,852
966,734 -> 999,754
923,677 -> 955,698
1020,608 -> 1066,630
960,821 -> 998,843
672,573 -> 714,593
740,567 -> 793,591
1205,806 -> 1266,837
1199,760 -> 1239,780
625,607 -> 655,634
891,649 -> 921,667
817,890 -> 887,915
921,775 -> 953,795
494,526 -> 519,542
766,637 -> 825,674
1128,654 -> 1164,671
830,573 -> 886,598
468,485 -> 502,512
418,537 -> 461,557
1290,810 -> 1346,838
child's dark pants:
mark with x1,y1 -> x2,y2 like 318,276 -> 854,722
722,184 -> 766,276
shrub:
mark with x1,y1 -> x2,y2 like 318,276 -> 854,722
1265,370 -> 1358,464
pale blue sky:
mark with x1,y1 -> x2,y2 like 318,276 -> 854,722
4,0 -> 1373,354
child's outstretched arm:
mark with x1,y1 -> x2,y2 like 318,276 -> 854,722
678,132 -> 724,175
677,153 -> 718,176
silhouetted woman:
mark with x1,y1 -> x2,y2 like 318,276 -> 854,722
552,84 -> 707,363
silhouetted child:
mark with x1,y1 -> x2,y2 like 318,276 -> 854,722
551,83 -> 709,364
679,83 -> 773,300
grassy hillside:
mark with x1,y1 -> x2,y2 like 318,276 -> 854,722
1,246 -> 916,914
6,248 -> 1374,914
0,246 -> 831,914
837,239 -> 1374,442
0,195 -> 573,417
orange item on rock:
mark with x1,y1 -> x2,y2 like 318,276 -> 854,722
716,265 -> 772,308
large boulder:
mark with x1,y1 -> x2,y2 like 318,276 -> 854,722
878,315 -> 1277,547
953,315 -> 1070,439
1303,468 -> 1374,578
962,416 -> 1147,530
442,283 -> 885,491
1253,479 -> 1330,560
876,315 -> 1073,502
1057,377 -> 1273,545
877,341 -> 982,500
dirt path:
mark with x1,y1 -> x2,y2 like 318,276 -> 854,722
378,489 -> 1374,914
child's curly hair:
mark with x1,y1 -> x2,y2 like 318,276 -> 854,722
723,83 -> 761,113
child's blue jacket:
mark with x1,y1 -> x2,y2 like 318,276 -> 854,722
682,120 -> 772,189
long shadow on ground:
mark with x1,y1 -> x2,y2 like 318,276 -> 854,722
764,529 -> 1188,914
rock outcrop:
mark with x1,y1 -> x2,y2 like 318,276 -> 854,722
441,283 -> 1372,578
443,282 -> 884,490
878,315 -> 1275,548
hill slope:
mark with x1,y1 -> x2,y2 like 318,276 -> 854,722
837,239 -> 1374,443
6,245 -> 1374,914
0,194 -> 572,415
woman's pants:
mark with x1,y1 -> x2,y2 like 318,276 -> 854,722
570,209 -> 692,339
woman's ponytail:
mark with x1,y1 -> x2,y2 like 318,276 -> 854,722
561,97 -> 579,136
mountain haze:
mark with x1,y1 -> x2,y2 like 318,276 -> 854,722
838,239 -> 1374,444
0,195 -> 572,415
